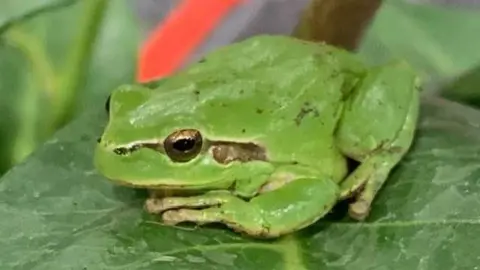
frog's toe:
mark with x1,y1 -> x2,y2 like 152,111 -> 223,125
144,198 -> 168,214
348,199 -> 371,221
161,208 -> 222,226
161,208 -> 272,237
161,209 -> 186,225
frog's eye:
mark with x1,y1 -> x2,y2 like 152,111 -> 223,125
164,129 -> 203,163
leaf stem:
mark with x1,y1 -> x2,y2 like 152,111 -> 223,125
278,235 -> 308,270
4,26 -> 58,164
293,0 -> 382,51
52,0 -> 109,130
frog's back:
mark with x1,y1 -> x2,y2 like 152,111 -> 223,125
136,36 -> 367,176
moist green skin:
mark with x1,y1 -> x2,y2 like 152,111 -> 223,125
94,35 -> 421,238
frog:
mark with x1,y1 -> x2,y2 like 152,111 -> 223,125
94,35 -> 421,238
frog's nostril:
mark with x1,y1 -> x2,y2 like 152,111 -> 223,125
113,147 -> 130,155
97,137 -> 101,143
112,145 -> 142,156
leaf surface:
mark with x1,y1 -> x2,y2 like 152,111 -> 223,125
1,96 -> 480,269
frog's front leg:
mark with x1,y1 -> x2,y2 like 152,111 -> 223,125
146,190 -> 237,213
146,191 -> 268,235
335,60 -> 420,220
146,177 -> 339,238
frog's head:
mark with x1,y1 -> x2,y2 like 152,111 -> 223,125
94,83 -> 274,191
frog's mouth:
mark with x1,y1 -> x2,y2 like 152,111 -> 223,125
95,129 -> 270,189
94,144 -> 232,189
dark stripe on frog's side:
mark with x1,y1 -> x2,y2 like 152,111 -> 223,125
209,141 -> 267,164
107,138 -> 268,164
112,142 -> 165,156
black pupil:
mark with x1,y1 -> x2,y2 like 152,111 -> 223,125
173,138 -> 196,152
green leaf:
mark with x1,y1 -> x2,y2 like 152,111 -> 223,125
0,0 -> 78,34
0,0 -> 139,174
1,95 -> 479,269
358,0 -> 480,83
440,64 -> 480,107
359,0 -> 480,108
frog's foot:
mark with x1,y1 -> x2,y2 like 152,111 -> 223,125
145,191 -> 269,236
335,60 -> 419,220
339,99 -> 417,220
339,153 -> 395,220
145,178 -> 339,238
162,207 -> 270,237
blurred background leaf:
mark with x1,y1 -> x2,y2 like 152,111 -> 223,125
359,0 -> 480,86
0,0 -> 139,175
0,0 -> 77,32
440,65 -> 480,107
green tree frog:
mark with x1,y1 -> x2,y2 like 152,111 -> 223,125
94,35 -> 420,238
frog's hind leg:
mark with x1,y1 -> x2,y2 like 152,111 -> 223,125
148,177 -> 339,238
335,61 -> 420,220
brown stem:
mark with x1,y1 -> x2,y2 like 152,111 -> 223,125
293,0 -> 383,51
